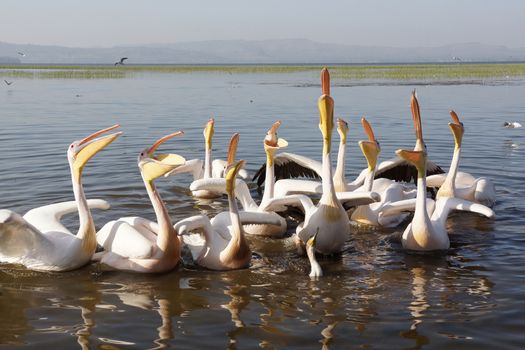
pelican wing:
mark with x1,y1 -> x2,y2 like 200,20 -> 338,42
23,199 -> 110,234
274,179 -> 322,197
96,218 -> 156,259
174,215 -> 213,261
190,178 -> 257,211
443,197 -> 495,218
375,156 -> 444,184
252,152 -> 322,187
259,194 -> 314,213
0,210 -> 53,260
238,211 -> 282,226
337,191 -> 381,209
165,158 -> 203,180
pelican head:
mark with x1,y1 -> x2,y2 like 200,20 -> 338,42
359,117 -> 381,171
68,124 -> 122,180
448,110 -> 464,149
410,90 -> 426,152
203,118 -> 215,150
336,118 -> 349,144
318,68 -> 334,154
139,131 -> 186,182
396,149 -> 427,177
264,121 -> 288,166
226,160 -> 246,195
306,230 -> 323,278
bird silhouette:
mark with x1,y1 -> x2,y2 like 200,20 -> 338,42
114,57 -> 128,66
4,80 -> 13,86
17,52 -> 25,57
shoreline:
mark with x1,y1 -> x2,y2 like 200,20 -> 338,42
1,62 -> 525,81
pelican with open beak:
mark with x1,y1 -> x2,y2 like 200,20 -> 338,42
0,125 -> 121,271
94,132 -> 186,273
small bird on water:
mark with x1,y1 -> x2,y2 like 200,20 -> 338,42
503,121 -> 522,128
4,80 -> 13,86
114,57 -> 128,66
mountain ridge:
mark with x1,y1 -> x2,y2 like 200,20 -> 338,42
1,39 -> 524,64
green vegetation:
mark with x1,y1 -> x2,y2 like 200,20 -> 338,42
1,63 -> 525,81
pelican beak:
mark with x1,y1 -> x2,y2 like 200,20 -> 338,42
227,133 -> 240,166
264,121 -> 288,166
448,110 -> 464,148
141,131 -> 186,182
395,149 -> 426,176
203,118 -> 214,150
306,230 -> 318,248
359,140 -> 380,171
73,124 -> 122,178
337,118 -> 349,144
264,121 -> 282,147
318,68 -> 334,154
226,160 -> 246,195
411,90 -> 425,149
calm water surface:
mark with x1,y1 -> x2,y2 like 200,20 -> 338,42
0,71 -> 524,349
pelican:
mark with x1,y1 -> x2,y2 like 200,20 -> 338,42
395,110 -> 494,251
190,122 -> 288,237
175,158 -> 280,270
166,118 -> 249,198
94,132 -> 186,273
350,118 -> 415,227
0,125 -> 121,271
260,68 -> 352,277
426,111 -> 496,207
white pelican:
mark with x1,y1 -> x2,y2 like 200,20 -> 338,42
0,125 -> 122,271
94,132 -> 186,273
260,68 -> 352,276
190,122 -> 288,237
426,111 -> 496,207
166,118 -> 249,198
175,159 -> 281,270
395,111 -> 494,251
350,118 -> 415,227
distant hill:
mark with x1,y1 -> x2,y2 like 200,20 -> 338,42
1,39 -> 524,64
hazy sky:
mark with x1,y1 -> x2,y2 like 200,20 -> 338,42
1,0 -> 524,48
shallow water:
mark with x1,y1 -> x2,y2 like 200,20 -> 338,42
0,71 -> 524,349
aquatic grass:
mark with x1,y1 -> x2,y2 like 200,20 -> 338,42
1,63 -> 525,80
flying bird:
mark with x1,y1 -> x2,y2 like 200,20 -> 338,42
114,57 -> 128,66
17,52 -> 25,57
4,80 -> 13,86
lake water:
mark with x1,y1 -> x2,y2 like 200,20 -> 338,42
0,70 -> 524,349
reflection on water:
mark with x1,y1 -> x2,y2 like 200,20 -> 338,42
0,72 -> 524,349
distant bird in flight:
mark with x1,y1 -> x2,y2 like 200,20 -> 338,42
17,51 -> 26,57
4,80 -> 13,86
503,121 -> 522,128
114,57 -> 128,66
